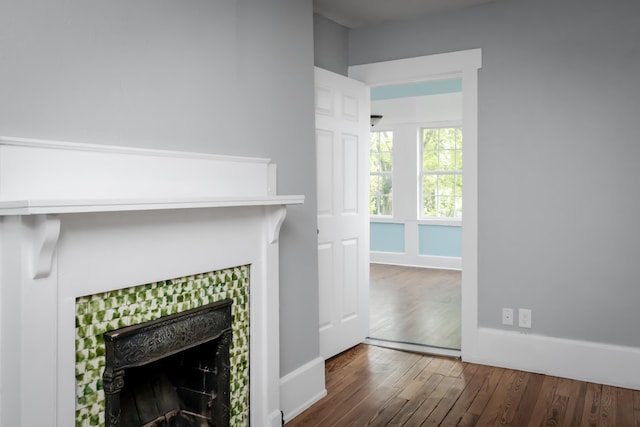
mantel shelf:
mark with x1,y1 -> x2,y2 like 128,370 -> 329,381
0,195 -> 305,216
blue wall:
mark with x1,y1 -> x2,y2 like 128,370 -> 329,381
370,222 -> 462,258
418,225 -> 462,257
370,222 -> 405,252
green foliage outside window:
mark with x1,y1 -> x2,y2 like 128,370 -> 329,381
422,128 -> 462,218
370,131 -> 393,216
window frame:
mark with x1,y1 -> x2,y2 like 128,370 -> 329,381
419,123 -> 463,221
369,129 -> 394,218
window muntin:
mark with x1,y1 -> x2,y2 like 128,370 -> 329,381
421,127 -> 462,219
370,131 -> 393,216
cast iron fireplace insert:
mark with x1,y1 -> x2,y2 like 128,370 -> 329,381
102,299 -> 233,427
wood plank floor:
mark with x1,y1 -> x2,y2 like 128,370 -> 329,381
370,264 -> 461,349
287,344 -> 640,426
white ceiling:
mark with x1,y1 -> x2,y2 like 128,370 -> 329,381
313,0 -> 501,29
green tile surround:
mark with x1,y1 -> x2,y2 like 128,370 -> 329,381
75,266 -> 250,427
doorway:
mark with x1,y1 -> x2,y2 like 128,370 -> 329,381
349,49 -> 482,358
367,78 -> 463,352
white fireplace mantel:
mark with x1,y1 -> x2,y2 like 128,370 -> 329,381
0,136 -> 304,426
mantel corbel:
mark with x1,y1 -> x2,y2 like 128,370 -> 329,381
28,214 -> 61,279
266,205 -> 287,244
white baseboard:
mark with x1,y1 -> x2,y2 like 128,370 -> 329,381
370,252 -> 461,270
280,357 -> 327,423
268,411 -> 283,427
464,328 -> 640,390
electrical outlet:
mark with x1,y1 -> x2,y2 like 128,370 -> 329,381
501,308 -> 514,326
518,308 -> 532,328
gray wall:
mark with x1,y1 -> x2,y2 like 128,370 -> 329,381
313,13 -> 349,76
0,0 -> 319,376
236,0 -> 319,375
350,0 -> 640,347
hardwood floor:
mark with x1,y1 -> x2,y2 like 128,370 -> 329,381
287,344 -> 640,426
370,264 -> 461,349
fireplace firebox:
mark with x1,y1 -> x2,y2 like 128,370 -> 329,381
102,299 -> 233,427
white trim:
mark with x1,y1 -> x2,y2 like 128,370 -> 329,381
468,328 -> 640,390
417,219 -> 462,227
268,411 -> 283,427
352,50 -> 481,358
349,49 -> 481,87
369,216 -> 397,223
0,135 -> 269,163
0,196 -> 304,216
280,357 -> 327,423
0,136 -> 275,201
370,254 -> 461,270
420,120 -> 463,129
460,57 -> 480,363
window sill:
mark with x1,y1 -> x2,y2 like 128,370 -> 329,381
369,217 -> 462,227
369,216 -> 396,223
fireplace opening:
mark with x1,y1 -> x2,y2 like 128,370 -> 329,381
102,299 -> 233,427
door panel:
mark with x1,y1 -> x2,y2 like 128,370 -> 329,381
342,135 -> 358,212
315,67 -> 370,359
317,243 -> 333,331
341,239 -> 359,319
316,130 -> 334,215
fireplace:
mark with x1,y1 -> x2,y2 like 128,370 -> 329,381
76,268 -> 250,426
103,299 -> 233,427
0,137 -> 304,427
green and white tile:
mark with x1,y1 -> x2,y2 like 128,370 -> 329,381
75,265 -> 250,426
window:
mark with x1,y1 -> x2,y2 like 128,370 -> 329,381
370,130 -> 393,216
421,127 -> 462,218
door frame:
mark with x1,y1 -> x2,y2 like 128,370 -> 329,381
349,48 -> 482,360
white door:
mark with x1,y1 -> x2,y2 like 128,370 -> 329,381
314,67 -> 370,360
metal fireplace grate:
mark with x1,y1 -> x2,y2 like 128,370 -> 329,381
102,299 -> 233,427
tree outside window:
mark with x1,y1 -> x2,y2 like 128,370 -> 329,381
421,127 -> 462,218
370,131 -> 393,216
